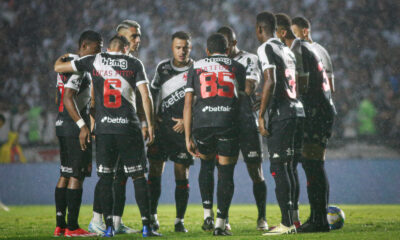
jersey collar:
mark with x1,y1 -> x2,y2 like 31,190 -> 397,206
170,58 -> 193,72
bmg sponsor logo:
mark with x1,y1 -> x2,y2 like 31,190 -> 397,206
101,116 -> 129,124
202,106 -> 232,112
102,58 -> 128,70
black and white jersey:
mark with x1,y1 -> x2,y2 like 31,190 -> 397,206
185,54 -> 246,129
55,54 -> 91,137
71,52 -> 149,135
233,51 -> 261,127
257,38 -> 305,122
291,39 -> 336,115
151,58 -> 193,127
311,42 -> 334,79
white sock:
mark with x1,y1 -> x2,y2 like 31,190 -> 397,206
92,211 -> 103,224
174,218 -> 183,225
204,208 -> 213,220
151,214 -> 158,221
292,210 -> 300,222
113,216 -> 122,230
215,218 -> 226,229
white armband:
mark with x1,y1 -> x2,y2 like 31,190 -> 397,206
141,121 -> 148,128
76,119 -> 86,128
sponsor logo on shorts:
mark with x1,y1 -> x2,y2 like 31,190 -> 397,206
56,120 -> 63,126
202,106 -> 232,112
97,164 -> 113,173
247,151 -> 259,158
286,148 -> 293,156
272,153 -> 280,158
124,165 -> 143,173
60,165 -> 73,173
177,152 -> 188,159
101,116 -> 129,124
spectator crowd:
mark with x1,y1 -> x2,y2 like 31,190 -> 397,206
0,0 -> 399,150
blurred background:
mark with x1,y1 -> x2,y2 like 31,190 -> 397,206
0,0 -> 399,205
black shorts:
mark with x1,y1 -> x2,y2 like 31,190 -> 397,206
303,107 -> 334,148
58,136 -> 92,178
266,118 -> 297,163
96,132 -> 147,177
294,118 -> 305,156
193,127 -> 239,157
147,125 -> 194,165
239,124 -> 263,163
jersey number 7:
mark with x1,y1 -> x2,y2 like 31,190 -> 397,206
200,72 -> 235,98
104,79 -> 121,108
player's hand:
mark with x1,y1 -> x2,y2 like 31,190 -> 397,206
79,125 -> 91,151
253,92 -> 262,112
172,117 -> 184,134
258,117 -> 269,137
146,125 -> 154,146
186,138 -> 199,157
142,126 -> 149,141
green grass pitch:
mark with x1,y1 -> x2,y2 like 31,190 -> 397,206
0,204 -> 399,239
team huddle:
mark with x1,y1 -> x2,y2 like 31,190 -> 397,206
52,10 -> 335,237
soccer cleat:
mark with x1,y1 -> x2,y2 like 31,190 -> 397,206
297,221 -> 330,233
102,226 -> 115,237
174,221 -> 188,233
294,221 -> 301,229
150,218 -> 160,231
256,217 -> 269,231
53,226 -> 66,237
88,220 -> 106,235
115,222 -> 140,234
142,225 -> 162,237
262,223 -> 295,235
202,217 -> 214,231
213,227 -> 232,236
225,217 -> 231,231
64,228 -> 98,237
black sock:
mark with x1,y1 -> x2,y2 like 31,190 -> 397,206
253,180 -> 267,219
199,159 -> 215,210
270,161 -> 293,227
216,164 -> 235,219
113,174 -> 127,217
175,179 -> 190,219
93,181 -> 102,214
66,188 -> 83,230
98,176 -> 114,228
292,156 -> 301,211
134,177 -> 150,226
147,176 -> 161,215
55,187 -> 67,228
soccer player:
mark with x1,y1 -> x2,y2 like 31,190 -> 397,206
291,16 -> 336,232
183,33 -> 246,236
217,26 -> 268,231
146,31 -> 194,232
54,35 -> 161,237
255,11 -> 305,235
88,19 -> 142,235
53,30 -> 102,237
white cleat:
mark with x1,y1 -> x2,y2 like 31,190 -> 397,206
115,223 -> 140,234
225,223 -> 231,231
256,218 -> 269,231
0,201 -> 9,212
88,220 -> 106,235
262,223 -> 295,235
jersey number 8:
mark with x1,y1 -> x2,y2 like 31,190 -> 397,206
104,79 -> 121,108
200,72 -> 235,98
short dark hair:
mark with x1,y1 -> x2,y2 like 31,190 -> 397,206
78,30 -> 103,48
256,11 -> 276,35
207,33 -> 228,54
292,16 -> 310,29
217,26 -> 236,43
171,31 -> 191,41
108,35 -> 130,50
275,13 -> 296,39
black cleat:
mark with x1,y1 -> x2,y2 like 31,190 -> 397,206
213,227 -> 232,236
202,217 -> 214,231
150,219 -> 160,231
297,221 -> 330,233
174,221 -> 188,233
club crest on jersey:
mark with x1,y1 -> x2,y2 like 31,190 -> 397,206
102,57 -> 128,70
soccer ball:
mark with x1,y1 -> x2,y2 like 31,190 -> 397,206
327,206 -> 345,230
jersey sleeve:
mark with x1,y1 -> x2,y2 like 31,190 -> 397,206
245,55 -> 261,83
71,55 -> 96,73
134,60 -> 149,87
185,66 -> 195,93
257,43 -> 276,71
150,68 -> 161,90
317,44 -> 334,78
64,73 -> 84,91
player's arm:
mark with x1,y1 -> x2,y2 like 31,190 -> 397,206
258,68 -> 275,136
54,54 -> 75,73
89,80 -> 96,133
137,83 -> 154,145
183,92 -> 197,157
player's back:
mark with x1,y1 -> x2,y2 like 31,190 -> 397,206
73,52 -> 148,134
257,38 -> 304,122
56,54 -> 91,137
185,54 -> 246,129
